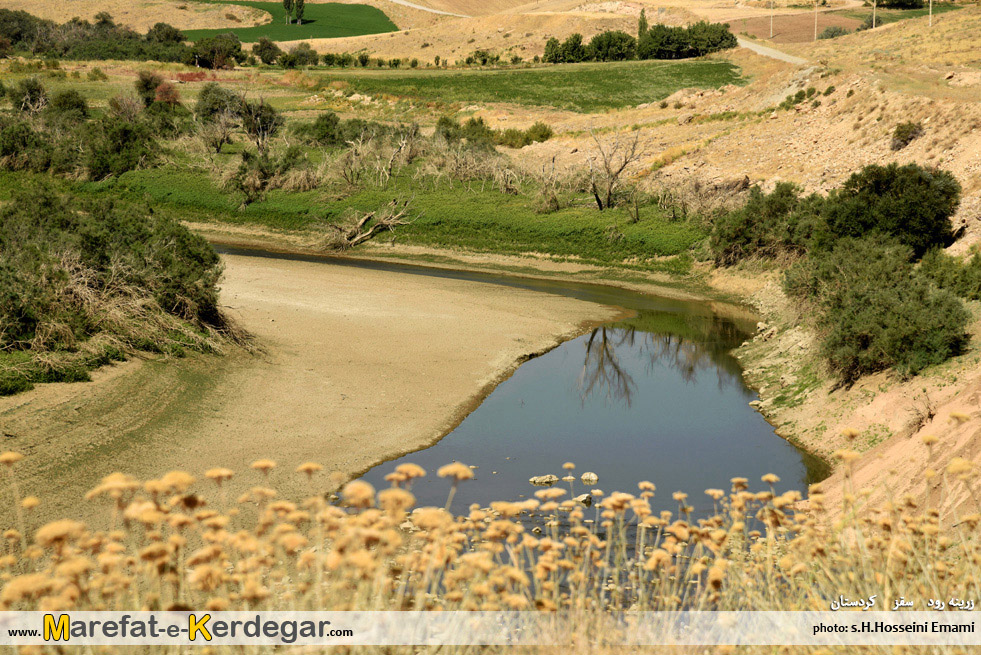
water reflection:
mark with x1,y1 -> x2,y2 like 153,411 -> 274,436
579,314 -> 750,405
362,303 -> 822,516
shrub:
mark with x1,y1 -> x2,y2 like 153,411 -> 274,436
890,120 -> 923,150
587,30 -> 636,61
560,33 -> 587,63
146,22 -> 184,43
280,42 -> 318,68
543,37 -> 561,63
822,163 -> 960,258
525,121 -> 553,143
87,67 -> 108,81
134,70 -> 164,107
191,33 -> 243,69
46,89 -> 89,123
918,248 -> 981,300
86,119 -> 154,179
357,52 -> 369,67
710,183 -> 824,265
195,82 -> 240,121
143,100 -> 192,137
785,238 -> 969,384
435,115 -> 462,142
253,36 -> 282,65
0,184 -> 223,354
240,98 -> 283,152
818,26 -> 849,39
0,120 -> 52,171
8,77 -> 47,113
298,110 -> 341,145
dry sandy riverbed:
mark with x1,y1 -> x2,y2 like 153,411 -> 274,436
0,253 -> 619,522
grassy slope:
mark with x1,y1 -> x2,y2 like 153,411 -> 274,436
834,2 -> 960,25
61,165 -> 704,270
183,1 -> 398,42
323,59 -> 745,112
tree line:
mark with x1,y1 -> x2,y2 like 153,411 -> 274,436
543,15 -> 736,64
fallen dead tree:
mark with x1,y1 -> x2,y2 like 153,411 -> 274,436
321,198 -> 415,250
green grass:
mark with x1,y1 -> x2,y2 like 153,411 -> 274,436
323,59 -> 746,113
43,165 -> 706,268
834,2 -> 960,25
183,1 -> 398,43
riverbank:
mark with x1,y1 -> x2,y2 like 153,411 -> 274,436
0,252 -> 619,523
715,265 -> 981,519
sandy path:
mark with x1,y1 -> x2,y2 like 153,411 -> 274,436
0,253 -> 617,521
736,38 -> 808,65
381,0 -> 470,17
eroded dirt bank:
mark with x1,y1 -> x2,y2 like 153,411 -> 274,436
0,253 -> 618,521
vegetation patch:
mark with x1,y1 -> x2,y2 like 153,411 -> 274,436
183,1 -> 397,43
0,182 -> 236,395
323,59 -> 745,112
712,163 -> 968,384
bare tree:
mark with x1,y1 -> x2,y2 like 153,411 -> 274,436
322,199 -> 415,250
199,109 -> 237,154
579,327 -> 635,405
584,130 -> 642,210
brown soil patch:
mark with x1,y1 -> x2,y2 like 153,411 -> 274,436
728,12 -> 861,42
0,0 -> 269,31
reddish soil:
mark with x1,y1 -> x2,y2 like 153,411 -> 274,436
728,12 -> 861,42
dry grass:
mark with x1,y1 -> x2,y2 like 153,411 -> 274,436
0,444 -> 979,655
278,10 -> 634,61
793,4 -> 981,69
0,0 -> 269,32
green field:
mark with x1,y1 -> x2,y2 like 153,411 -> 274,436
834,2 -> 960,25
183,1 -> 398,42
324,59 -> 746,113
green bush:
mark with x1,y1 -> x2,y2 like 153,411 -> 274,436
587,30 -> 636,61
918,248 -> 981,300
280,42 -> 318,68
712,163 -> 961,265
195,82 -> 241,122
46,89 -> 89,123
0,119 -> 53,171
191,33 -> 244,69
890,121 -> 924,150
638,21 -> 736,60
822,163 -> 959,258
0,183 -> 226,393
298,110 -> 341,145
146,22 -> 185,43
8,77 -> 47,113
86,119 -> 155,179
785,238 -> 969,384
134,70 -> 164,107
525,121 -> 553,143
253,36 -> 282,65
710,183 -> 824,265
818,26 -> 849,39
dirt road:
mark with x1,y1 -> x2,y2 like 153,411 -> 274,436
0,253 -> 617,522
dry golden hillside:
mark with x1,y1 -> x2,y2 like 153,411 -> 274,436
279,10 -> 636,60
792,3 -> 981,69
0,0 -> 269,31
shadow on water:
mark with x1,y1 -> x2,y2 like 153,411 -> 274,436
213,245 -> 828,514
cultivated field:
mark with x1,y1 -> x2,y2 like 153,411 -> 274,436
183,0 -> 398,41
